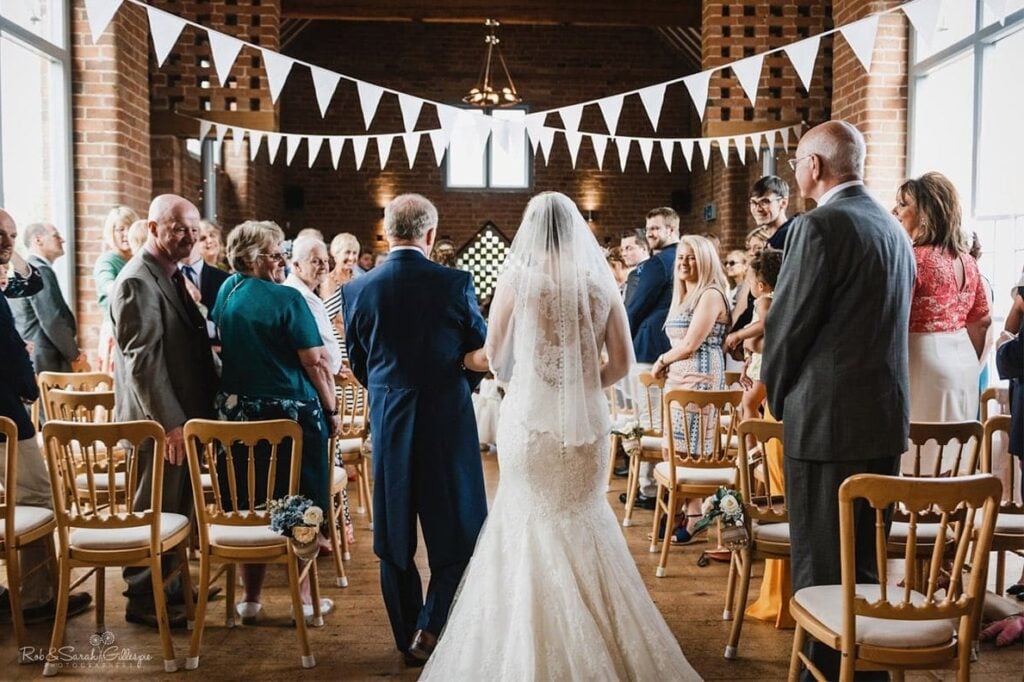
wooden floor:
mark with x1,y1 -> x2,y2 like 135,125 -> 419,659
1,453 -> 1020,680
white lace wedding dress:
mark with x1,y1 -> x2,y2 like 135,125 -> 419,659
420,193 -> 699,681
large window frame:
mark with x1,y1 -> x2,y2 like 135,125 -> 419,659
0,3 -> 74,301
444,106 -> 533,191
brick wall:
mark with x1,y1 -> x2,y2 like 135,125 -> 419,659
71,0 -> 152,363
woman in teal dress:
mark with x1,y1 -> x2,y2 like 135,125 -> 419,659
213,220 -> 340,621
92,206 -> 138,371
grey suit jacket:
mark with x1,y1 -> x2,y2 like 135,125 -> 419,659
11,255 -> 79,372
110,250 -> 217,429
762,185 -> 916,463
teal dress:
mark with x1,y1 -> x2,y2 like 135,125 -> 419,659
212,274 -> 330,511
93,251 -> 128,313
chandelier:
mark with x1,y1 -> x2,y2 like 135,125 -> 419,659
463,19 -> 522,108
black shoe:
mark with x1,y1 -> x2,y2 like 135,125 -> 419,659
125,603 -> 188,630
1007,583 -> 1024,596
612,464 -> 630,477
0,592 -> 93,625
402,652 -> 426,667
618,490 -> 657,510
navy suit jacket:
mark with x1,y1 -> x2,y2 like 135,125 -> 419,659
198,264 -> 229,313
996,323 -> 1024,458
340,249 -> 488,569
1,269 -> 43,440
625,243 -> 676,363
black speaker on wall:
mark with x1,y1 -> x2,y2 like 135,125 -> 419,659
671,189 -> 691,215
284,185 -> 305,210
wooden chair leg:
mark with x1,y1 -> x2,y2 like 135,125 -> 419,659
723,550 -> 739,620
649,484 -> 665,555
185,554 -> 212,670
623,453 -> 640,527
995,549 -> 1006,596
149,555 -> 178,672
328,491 -> 349,587
94,563 -> 106,634
340,512 -> 351,561
286,555 -> 316,668
225,563 -> 237,627
6,543 -> 27,662
43,556 -> 73,677
177,543 -> 195,627
360,459 -> 373,529
725,550 -> 754,659
656,488 -> 677,577
787,622 -> 807,682
606,434 -> 620,490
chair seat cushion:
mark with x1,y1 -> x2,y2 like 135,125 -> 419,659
753,521 -> 790,544
654,461 -> 736,486
69,513 -> 189,550
0,506 -> 55,539
889,521 -> 954,543
980,510 -> 1024,535
335,437 -> 364,454
793,584 -> 956,648
200,472 -> 213,490
74,472 -> 126,490
208,523 -> 286,547
333,466 -> 347,487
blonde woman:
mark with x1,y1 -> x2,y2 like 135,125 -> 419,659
321,232 -> 360,300
92,205 -> 139,371
198,220 -> 227,270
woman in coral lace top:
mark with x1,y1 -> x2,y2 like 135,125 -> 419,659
893,172 -> 991,473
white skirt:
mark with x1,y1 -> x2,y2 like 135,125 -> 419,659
904,329 -> 980,475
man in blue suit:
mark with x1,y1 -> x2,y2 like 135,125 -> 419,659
341,194 -> 488,667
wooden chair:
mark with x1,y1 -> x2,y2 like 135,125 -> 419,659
36,371 -> 114,423
324,373 -> 365,587
183,419 -> 322,670
979,386 -> 1008,422
788,473 -> 1001,682
0,416 -> 59,663
723,418 -> 787,659
41,420 -> 193,676
650,388 -> 743,577
606,382 -> 637,488
981,415 -> 1024,596
622,372 -> 667,527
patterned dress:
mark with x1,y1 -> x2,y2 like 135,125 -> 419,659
663,296 -> 728,455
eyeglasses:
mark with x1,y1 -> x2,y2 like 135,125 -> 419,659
748,197 -> 779,209
788,155 -> 812,171
257,252 -> 286,264
724,260 -> 741,266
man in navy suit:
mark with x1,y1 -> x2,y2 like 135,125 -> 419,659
341,194 -> 488,667
178,240 -> 229,313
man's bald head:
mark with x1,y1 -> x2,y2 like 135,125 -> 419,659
148,194 -> 198,224
0,209 -> 16,266
797,120 -> 865,182
147,194 -> 201,261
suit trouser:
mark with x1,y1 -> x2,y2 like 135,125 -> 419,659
0,436 -> 56,607
380,550 -> 468,651
785,455 -> 899,682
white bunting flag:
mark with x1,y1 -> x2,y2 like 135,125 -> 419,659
615,137 -> 631,172
146,6 -> 186,68
307,135 -> 324,168
731,54 -> 765,107
733,137 -> 747,165
262,49 -> 295,104
402,132 -> 421,168
637,138 -> 654,172
397,94 -> 424,133
791,125 -> 802,148
490,118 -> 512,156
638,84 -> 667,131
698,138 -> 712,170
563,130 -> 583,169
352,137 -> 369,170
781,126 -> 792,153
436,104 -> 460,133
901,0 -> 943,47
523,114 -> 545,154
428,129 -> 450,166
682,70 -> 713,120
84,0 -> 123,43
328,137 -> 345,170
784,35 -> 821,93
199,120 -> 212,142
559,104 -> 584,133
229,126 -> 245,156
679,139 -> 695,171
537,127 -> 556,165
377,135 -> 395,169
716,137 -> 731,166
208,31 -> 245,87
248,131 -> 264,162
659,138 -> 674,172
266,133 -> 283,164
749,133 -> 763,159
591,134 -> 608,170
471,113 -> 493,148
284,134 -> 302,166
597,96 -> 624,136
839,14 -> 880,72
766,129 -> 777,155
214,123 -> 227,149
309,66 -> 341,118
356,81 -> 384,130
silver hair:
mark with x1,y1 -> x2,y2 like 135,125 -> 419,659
803,120 -> 865,179
291,235 -> 325,265
384,194 -> 437,241
226,220 -> 284,273
329,232 -> 359,258
22,222 -> 51,248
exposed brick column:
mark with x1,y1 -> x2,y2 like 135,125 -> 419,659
71,0 -> 151,364
832,0 -> 909,202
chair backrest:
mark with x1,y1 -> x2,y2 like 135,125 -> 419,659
663,388 -> 743,468
37,371 -> 114,422
637,371 -> 666,437
735,418 -> 787,525
838,474 -> 1000,650
983,415 -> 1023,511
45,388 -> 115,423
335,373 -> 368,440
0,416 -> 18,542
184,419 -> 302,530
980,386 -> 1009,422
903,421 -> 982,478
41,420 -> 157,534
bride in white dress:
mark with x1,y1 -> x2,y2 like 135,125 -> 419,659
421,192 -> 699,681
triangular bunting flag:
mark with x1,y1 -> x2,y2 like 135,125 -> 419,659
749,133 -> 763,159
307,135 -> 324,168
208,31 -> 245,87
766,129 -> 777,155
523,114 -> 545,155
146,6 -> 186,68
266,133 -> 283,164
659,139 -> 674,172
591,134 -> 608,171
229,126 -> 245,156
309,66 -> 341,118
839,14 -> 880,72
328,137 -> 345,170
397,94 -> 424,133
732,136 -> 747,165
638,84 -> 667,132
402,132 -> 421,169
731,54 -> 765,107
199,120 -> 212,142
356,81 -> 384,130
248,131 -> 264,162
538,128 -> 556,165
637,138 -> 654,172
679,140 -> 695,171
716,138 -> 731,166
262,49 -> 295,104
559,104 -> 584,133
214,123 -> 227,148
284,134 -> 302,166
781,127 -> 792,153
783,35 -> 821,93
698,138 -> 712,170
615,137 -> 631,172
84,0 -> 123,43
377,134 -> 394,169
597,96 -> 624,136
471,114 -> 493,148
682,70 -> 713,120
428,129 -> 450,166
352,137 -> 369,170
563,130 -> 583,169
791,125 -> 802,147
901,0 -> 943,46
436,104 -> 460,133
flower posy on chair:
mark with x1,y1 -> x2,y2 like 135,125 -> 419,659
267,495 -> 324,559
692,487 -> 749,549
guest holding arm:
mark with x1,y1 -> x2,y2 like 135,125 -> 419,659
93,206 -> 138,371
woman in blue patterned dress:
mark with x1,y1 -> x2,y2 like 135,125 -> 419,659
651,235 -> 730,538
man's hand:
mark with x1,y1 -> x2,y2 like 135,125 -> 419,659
328,413 -> 341,437
71,353 -> 91,372
724,332 -> 740,351
165,426 -> 187,466
9,249 -> 30,277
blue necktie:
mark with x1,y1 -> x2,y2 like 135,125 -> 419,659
181,264 -> 198,287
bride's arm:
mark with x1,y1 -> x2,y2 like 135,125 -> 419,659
601,299 -> 633,388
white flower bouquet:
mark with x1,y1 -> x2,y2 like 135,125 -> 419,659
691,487 -> 749,549
266,494 -> 324,560
611,421 -> 646,458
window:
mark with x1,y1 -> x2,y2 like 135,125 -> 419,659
445,108 -> 531,190
0,0 -> 72,293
